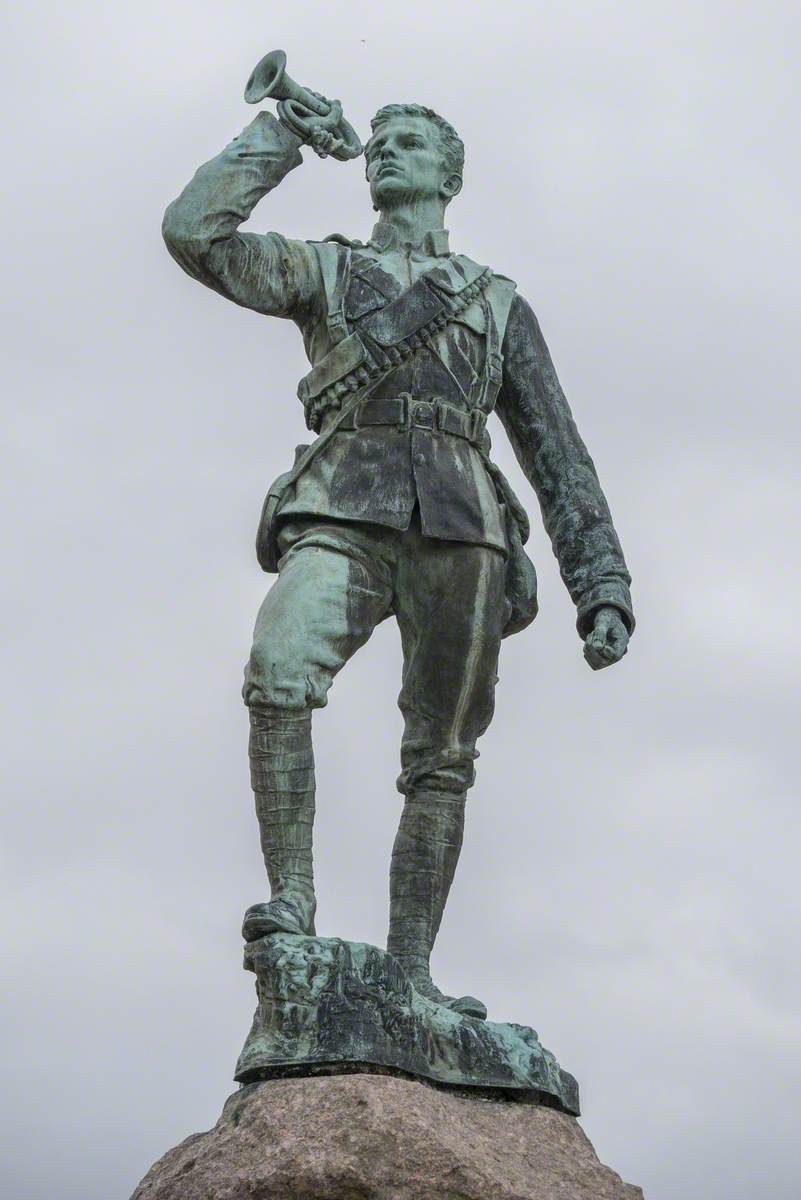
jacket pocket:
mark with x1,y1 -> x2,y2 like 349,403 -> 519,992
255,444 -> 310,572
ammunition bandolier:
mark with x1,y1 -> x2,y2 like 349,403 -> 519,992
298,253 -> 496,433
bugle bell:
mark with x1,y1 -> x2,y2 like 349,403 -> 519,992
244,49 -> 363,161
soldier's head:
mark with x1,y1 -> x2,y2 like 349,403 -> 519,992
365,104 -> 464,213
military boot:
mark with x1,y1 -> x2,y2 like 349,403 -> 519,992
387,792 -> 487,1021
242,706 -> 317,942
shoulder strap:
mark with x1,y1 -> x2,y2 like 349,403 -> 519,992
484,274 -> 517,345
428,253 -> 491,293
478,274 -> 517,412
308,241 -> 352,346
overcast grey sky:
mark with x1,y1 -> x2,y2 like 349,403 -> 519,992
2,2 -> 800,1197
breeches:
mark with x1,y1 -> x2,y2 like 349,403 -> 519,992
242,514 -> 508,796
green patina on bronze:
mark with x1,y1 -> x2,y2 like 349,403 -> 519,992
236,934 -> 580,1116
162,50 -> 634,1100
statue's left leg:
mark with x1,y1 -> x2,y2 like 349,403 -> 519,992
388,530 -> 507,1020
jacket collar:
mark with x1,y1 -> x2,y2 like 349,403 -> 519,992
367,220 -> 451,257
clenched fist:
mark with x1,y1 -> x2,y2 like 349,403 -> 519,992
306,96 -> 345,159
583,606 -> 630,671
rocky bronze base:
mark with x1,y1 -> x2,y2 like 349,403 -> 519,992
130,1074 -> 643,1200
235,934 -> 579,1115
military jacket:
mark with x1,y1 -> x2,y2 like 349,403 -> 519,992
163,113 -> 634,637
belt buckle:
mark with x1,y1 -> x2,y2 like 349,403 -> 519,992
410,398 -> 435,430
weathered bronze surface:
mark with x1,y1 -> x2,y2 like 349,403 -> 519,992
236,934 -> 579,1114
162,49 -> 634,1100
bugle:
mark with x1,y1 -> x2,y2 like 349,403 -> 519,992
244,49 -> 362,161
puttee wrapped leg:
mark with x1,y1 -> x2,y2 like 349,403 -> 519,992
387,789 -> 487,1020
242,705 -> 317,941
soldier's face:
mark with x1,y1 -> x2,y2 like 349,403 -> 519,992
366,118 -> 454,208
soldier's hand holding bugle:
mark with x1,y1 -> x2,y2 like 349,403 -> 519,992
244,49 -> 363,161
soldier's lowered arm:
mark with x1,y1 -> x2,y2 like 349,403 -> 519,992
162,112 -> 321,320
495,294 -> 634,641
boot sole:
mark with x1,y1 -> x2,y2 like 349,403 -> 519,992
447,996 -> 488,1021
242,905 -> 307,942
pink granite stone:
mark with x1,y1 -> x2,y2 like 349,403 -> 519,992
131,1074 -> 643,1200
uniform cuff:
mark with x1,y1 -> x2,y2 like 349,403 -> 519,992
576,581 -> 635,640
233,110 -> 305,166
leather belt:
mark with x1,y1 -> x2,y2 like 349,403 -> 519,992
337,395 -> 487,446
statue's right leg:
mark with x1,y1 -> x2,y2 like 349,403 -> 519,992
240,520 -> 392,942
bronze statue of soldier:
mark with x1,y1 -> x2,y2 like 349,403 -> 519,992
162,53 -> 634,1023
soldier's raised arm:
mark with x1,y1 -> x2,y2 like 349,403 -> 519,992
495,293 -> 635,643
162,112 -> 321,321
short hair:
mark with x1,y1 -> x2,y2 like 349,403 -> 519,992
366,104 -> 465,178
